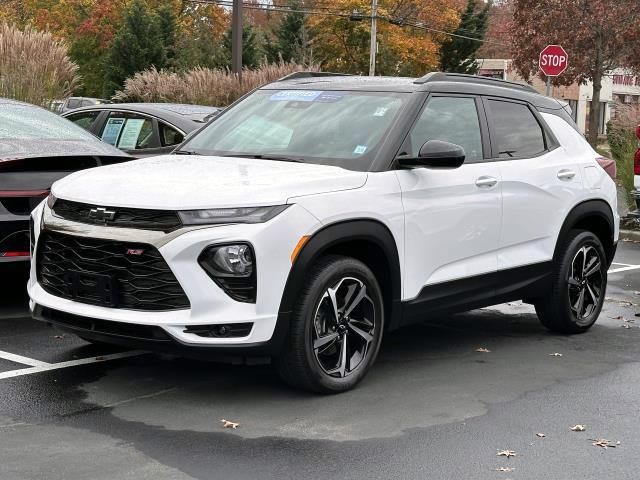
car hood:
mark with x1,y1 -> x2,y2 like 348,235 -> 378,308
51,155 -> 368,210
0,138 -> 128,161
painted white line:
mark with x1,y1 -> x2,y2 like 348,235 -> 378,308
611,262 -> 633,267
0,350 -> 50,367
0,350 -> 147,380
608,265 -> 640,274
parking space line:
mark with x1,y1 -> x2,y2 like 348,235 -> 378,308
0,350 -> 51,368
611,262 -> 633,267
0,350 -> 147,380
608,265 -> 640,274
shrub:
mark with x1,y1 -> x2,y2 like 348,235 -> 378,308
112,61 -> 320,107
0,23 -> 80,106
607,102 -> 639,207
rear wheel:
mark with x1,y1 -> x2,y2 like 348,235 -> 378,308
276,255 -> 384,393
535,230 -> 607,333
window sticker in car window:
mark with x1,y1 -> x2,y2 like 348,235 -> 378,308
353,145 -> 367,155
270,90 -> 322,102
117,118 -> 145,150
101,118 -> 124,145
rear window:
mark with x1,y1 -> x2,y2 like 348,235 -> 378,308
0,104 -> 99,141
487,100 -> 546,158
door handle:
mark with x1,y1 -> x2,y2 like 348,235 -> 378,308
475,176 -> 498,188
557,169 -> 576,180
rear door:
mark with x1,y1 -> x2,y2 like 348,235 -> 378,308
484,98 -> 584,271
395,94 -> 502,302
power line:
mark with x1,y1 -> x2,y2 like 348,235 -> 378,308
188,0 -> 508,46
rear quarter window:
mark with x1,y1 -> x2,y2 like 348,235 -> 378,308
487,99 -> 546,159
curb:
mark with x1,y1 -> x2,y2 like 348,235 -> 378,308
620,229 -> 640,242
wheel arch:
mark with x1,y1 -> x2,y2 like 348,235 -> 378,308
554,199 -> 616,266
277,219 -> 403,335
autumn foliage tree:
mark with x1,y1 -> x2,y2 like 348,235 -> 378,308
511,0 -> 640,146
309,0 -> 460,76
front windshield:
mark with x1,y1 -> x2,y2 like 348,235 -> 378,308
183,89 -> 408,170
0,103 -> 98,141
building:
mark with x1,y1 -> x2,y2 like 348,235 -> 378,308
476,59 -> 640,136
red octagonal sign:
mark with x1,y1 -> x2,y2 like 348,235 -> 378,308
539,45 -> 568,77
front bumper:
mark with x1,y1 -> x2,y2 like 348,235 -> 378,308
28,201 -> 320,350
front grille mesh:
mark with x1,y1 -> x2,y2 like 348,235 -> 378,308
52,199 -> 182,232
37,231 -> 190,311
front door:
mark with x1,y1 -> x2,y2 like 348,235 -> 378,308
395,95 -> 502,302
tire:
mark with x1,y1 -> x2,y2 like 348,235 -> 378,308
535,229 -> 607,334
276,255 -> 385,394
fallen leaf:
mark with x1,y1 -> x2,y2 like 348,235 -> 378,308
495,466 -> 515,472
549,353 -> 563,357
622,324 -> 632,329
53,335 -> 65,339
612,315 -> 625,320
571,424 -> 586,432
475,347 -> 491,353
221,419 -> 239,429
536,433 -> 546,438
590,438 -> 619,449
496,449 -> 516,458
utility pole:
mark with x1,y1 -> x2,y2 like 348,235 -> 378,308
369,0 -> 378,76
232,0 -> 243,82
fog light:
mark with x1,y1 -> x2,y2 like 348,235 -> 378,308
198,243 -> 256,302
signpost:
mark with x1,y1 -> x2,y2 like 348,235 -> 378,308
539,44 -> 568,96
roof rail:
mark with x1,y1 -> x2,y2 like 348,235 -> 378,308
277,71 -> 353,81
414,72 -> 538,93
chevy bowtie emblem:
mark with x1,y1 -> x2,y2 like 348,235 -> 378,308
89,207 -> 116,222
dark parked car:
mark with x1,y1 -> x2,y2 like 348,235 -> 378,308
0,98 -> 130,266
52,97 -> 111,114
63,103 -> 221,157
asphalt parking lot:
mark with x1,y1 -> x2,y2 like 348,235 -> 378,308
1,241 -> 639,480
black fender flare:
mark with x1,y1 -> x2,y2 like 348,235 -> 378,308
274,219 -> 402,345
553,199 -> 616,265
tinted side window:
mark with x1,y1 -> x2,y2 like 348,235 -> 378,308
159,122 -> 184,147
66,98 -> 81,109
408,96 -> 483,162
487,100 -> 545,158
66,111 -> 101,131
99,112 -> 156,150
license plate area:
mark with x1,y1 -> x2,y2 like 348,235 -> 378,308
63,270 -> 118,307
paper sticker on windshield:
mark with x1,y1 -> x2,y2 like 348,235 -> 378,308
353,145 -> 367,155
373,107 -> 389,117
315,92 -> 347,103
270,90 -> 322,102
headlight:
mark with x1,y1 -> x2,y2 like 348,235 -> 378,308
178,205 -> 289,225
46,193 -> 57,210
198,243 -> 256,302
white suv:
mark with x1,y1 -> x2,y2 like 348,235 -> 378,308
29,72 -> 619,393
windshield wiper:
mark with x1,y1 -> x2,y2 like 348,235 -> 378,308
222,153 -> 305,163
174,149 -> 199,155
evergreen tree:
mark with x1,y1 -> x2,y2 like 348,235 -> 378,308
105,0 -> 170,93
439,0 -> 490,74
266,2 -> 310,63
222,23 -> 260,69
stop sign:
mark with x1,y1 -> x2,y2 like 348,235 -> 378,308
539,45 -> 568,77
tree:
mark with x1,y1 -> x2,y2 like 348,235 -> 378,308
173,4 -> 229,70
439,0 -> 490,74
511,0 -> 640,146
266,1 -> 311,64
105,0 -> 173,94
222,23 -> 261,69
476,0 -> 514,59
309,0 -> 459,76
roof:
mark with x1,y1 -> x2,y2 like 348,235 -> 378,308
64,103 -> 221,130
262,72 -> 566,110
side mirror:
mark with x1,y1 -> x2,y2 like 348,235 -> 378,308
397,140 -> 465,169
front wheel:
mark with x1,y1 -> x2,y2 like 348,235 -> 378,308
276,255 -> 384,393
535,229 -> 607,334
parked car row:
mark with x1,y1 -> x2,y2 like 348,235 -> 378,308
1,98 -> 220,266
